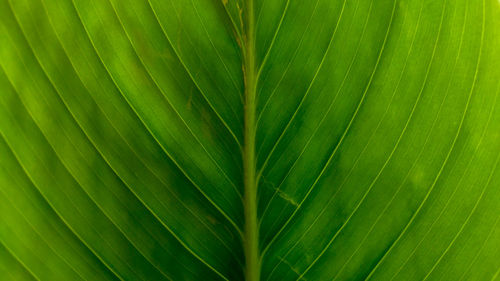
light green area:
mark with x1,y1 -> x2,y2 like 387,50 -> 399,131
1,0 -> 499,280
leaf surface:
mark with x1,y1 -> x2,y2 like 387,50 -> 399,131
1,0 -> 499,280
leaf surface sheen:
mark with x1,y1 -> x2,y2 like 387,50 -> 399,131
1,0 -> 500,280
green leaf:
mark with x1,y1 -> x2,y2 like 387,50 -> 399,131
1,0 -> 499,280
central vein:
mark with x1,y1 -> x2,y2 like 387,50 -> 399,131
242,0 -> 260,280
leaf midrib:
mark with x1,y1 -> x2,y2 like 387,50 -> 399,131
242,0 -> 260,280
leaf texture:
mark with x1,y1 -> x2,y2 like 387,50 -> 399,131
0,0 -> 499,280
